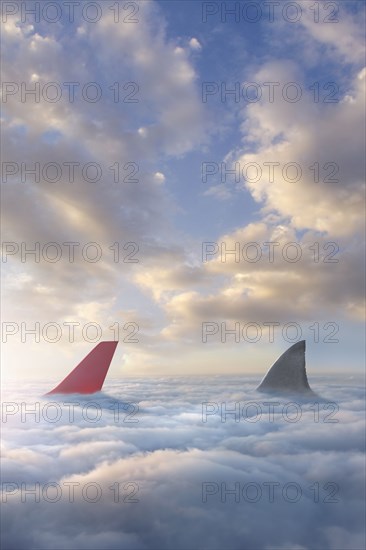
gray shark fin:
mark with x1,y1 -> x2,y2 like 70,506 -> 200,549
257,340 -> 315,394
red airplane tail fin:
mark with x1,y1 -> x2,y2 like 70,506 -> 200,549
46,341 -> 118,395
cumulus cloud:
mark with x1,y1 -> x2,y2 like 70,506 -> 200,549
296,0 -> 366,66
189,37 -> 202,51
131,219 -> 364,351
133,8 -> 365,345
1,2 -> 208,369
153,172 -> 166,184
235,62 -> 365,237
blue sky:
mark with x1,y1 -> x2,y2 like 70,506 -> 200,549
1,0 -> 365,380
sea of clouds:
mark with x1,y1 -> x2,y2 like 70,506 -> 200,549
1,376 -> 365,550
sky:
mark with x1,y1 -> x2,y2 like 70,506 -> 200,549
1,3 -> 366,549
1,0 -> 365,381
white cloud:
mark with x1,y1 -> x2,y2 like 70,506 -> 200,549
297,0 -> 366,66
189,37 -> 202,51
235,64 -> 365,237
1,2 -> 208,368
1,378 -> 365,549
153,172 -> 165,184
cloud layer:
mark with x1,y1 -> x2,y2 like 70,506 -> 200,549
1,377 -> 365,549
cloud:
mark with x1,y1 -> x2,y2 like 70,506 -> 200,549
1,378 -> 365,549
137,24 -> 365,344
132,219 -> 364,349
189,37 -> 202,51
1,2 -> 208,366
235,63 -> 365,237
153,172 -> 166,184
297,0 -> 366,66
